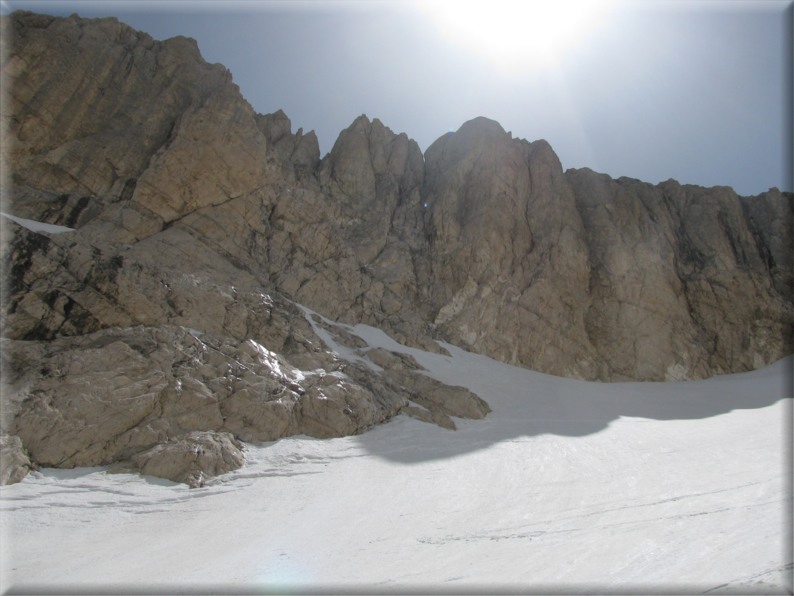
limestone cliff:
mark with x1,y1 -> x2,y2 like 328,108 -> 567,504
1,11 -> 790,485
567,171 -> 792,381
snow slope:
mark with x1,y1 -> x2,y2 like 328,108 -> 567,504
1,315 -> 791,594
1,212 -> 75,234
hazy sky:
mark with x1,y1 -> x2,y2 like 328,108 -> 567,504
2,0 -> 791,196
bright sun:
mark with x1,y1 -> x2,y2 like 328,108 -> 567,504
419,0 -> 618,75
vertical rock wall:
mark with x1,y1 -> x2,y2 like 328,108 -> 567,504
2,10 -> 791,386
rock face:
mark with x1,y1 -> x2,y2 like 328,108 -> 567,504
0,320 -> 486,485
1,11 -> 791,484
567,171 -> 792,380
421,119 -> 598,378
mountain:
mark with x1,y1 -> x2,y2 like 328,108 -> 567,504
0,11 -> 791,486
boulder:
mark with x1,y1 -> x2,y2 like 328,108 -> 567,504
365,347 -> 424,371
403,406 -> 456,431
386,370 -> 491,420
130,431 -> 244,488
0,434 -> 35,485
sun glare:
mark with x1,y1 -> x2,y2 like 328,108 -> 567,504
419,0 -> 618,74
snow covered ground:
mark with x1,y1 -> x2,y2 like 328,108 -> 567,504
1,317 -> 791,594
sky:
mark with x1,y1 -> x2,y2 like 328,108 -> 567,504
1,0 -> 791,197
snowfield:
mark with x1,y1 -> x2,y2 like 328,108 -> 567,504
1,317 -> 791,594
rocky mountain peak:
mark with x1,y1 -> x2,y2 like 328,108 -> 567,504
1,10 -> 791,486
454,116 -> 509,143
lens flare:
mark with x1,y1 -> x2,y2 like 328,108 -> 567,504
419,0 -> 618,74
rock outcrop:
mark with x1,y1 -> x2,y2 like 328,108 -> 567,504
1,11 -> 790,484
125,431 -> 245,489
0,320 -> 487,485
